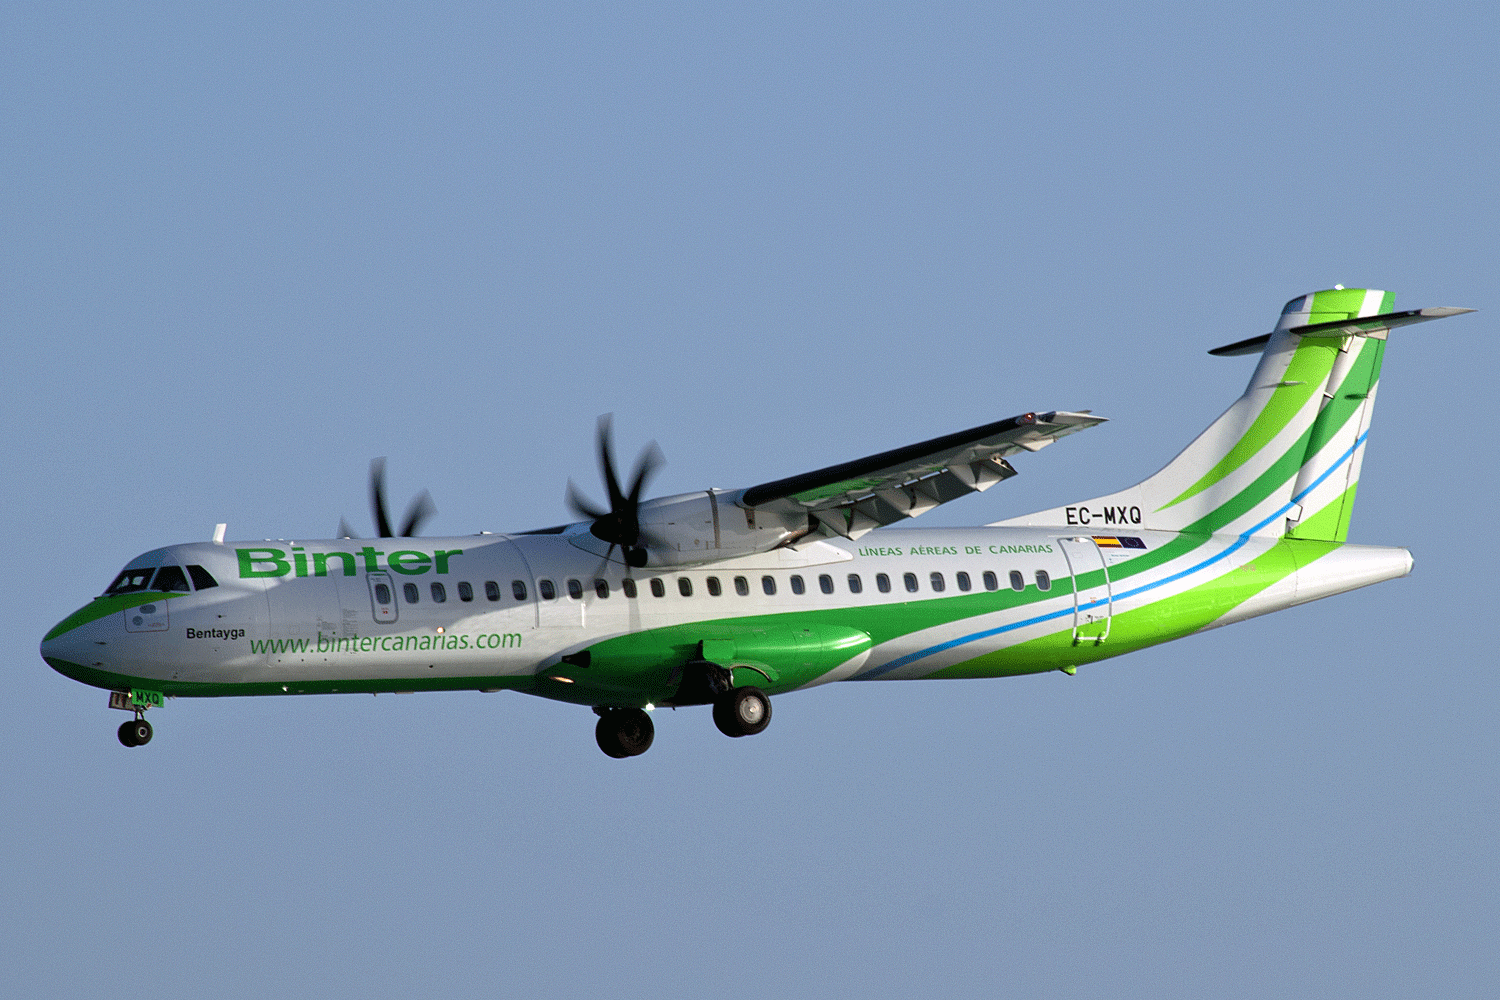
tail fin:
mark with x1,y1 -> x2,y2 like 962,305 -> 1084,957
999,288 -> 1472,539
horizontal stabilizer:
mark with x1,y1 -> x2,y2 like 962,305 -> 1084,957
1210,307 -> 1474,356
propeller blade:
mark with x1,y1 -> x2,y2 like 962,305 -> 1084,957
626,441 -> 664,506
566,480 -> 609,522
337,518 -> 360,540
399,490 -> 435,537
596,414 -> 628,512
573,415 -> 666,557
369,458 -> 395,538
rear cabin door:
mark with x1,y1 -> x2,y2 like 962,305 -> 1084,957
1057,536 -> 1112,644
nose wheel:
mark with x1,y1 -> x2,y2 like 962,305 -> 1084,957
118,717 -> 153,747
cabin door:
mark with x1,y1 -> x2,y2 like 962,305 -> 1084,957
1057,536 -> 1112,644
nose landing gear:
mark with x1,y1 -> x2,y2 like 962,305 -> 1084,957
118,717 -> 153,747
109,689 -> 161,747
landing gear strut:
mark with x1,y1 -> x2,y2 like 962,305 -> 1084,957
594,708 -> 654,758
713,686 -> 771,738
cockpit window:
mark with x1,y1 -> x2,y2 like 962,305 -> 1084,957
151,565 -> 190,593
187,565 -> 218,590
104,569 -> 157,596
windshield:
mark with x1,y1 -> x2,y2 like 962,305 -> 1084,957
103,568 -> 157,596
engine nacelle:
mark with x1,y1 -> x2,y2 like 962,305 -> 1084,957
565,489 -> 808,567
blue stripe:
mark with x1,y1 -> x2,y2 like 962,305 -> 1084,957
852,432 -> 1368,680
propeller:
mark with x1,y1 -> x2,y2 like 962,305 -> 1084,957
338,458 -> 436,538
567,415 -> 664,568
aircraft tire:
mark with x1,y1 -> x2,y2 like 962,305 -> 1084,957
712,687 -> 771,738
130,719 -> 153,746
595,709 -> 654,758
118,720 -> 138,747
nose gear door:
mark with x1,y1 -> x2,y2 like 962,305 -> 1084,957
1057,536 -> 1111,644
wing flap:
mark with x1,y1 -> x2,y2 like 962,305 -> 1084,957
740,410 -> 1105,541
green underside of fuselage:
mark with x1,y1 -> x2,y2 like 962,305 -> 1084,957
44,656 -> 539,699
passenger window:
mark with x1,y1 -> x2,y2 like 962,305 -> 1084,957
539,579 -> 556,601
818,574 -> 834,594
622,578 -> 638,598
458,581 -> 474,602
983,571 -> 998,591
431,582 -> 447,603
876,573 -> 891,594
847,573 -> 863,594
404,583 -> 420,604
1035,570 -> 1051,591
485,580 -> 501,601
929,572 -> 945,593
706,577 -> 722,596
678,577 -> 693,597
650,578 -> 666,598
904,572 -> 919,593
734,576 -> 750,596
790,575 -> 805,595
187,565 -> 218,590
1009,570 -> 1025,591
512,579 -> 528,601
595,579 -> 610,598
567,578 -> 583,600
151,565 -> 189,593
374,583 -> 392,605
956,571 -> 971,592
762,575 -> 777,596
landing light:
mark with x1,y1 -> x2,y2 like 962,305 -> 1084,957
547,675 -> 574,684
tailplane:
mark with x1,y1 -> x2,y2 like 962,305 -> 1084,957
999,288 -> 1472,539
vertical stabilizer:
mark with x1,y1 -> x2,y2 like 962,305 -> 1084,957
997,289 -> 1469,539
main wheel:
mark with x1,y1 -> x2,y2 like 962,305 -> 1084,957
712,687 -> 771,738
595,708 -> 654,758
118,720 -> 138,747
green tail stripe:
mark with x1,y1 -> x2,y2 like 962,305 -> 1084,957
1162,338 -> 1340,510
1301,337 -> 1385,463
1287,482 -> 1359,542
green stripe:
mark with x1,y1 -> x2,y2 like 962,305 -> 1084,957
1302,336 -> 1384,463
1162,338 -> 1339,510
44,590 -> 186,641
932,536 -> 1307,678
1287,482 -> 1359,542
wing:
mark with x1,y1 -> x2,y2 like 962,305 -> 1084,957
738,410 -> 1105,541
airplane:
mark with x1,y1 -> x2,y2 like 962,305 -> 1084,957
41,287 -> 1472,757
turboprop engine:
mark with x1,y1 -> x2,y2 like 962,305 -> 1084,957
565,488 -> 809,568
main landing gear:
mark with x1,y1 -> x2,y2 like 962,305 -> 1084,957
595,707 -> 654,758
712,686 -> 771,738
591,686 -> 774,758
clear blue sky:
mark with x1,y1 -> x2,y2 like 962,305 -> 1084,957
4,4 -> 1495,997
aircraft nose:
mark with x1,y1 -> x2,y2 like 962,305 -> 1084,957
41,603 -> 106,675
